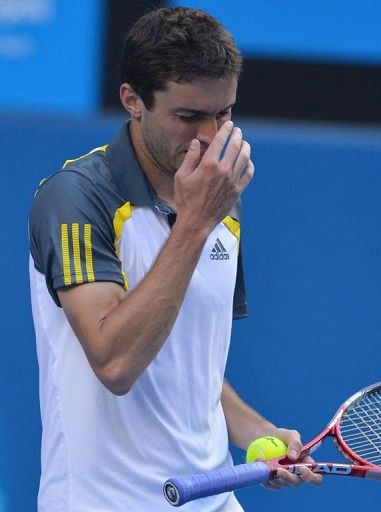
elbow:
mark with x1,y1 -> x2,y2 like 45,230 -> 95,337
103,378 -> 132,396
94,361 -> 136,396
110,387 -> 131,396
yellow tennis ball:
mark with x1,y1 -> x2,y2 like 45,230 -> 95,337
246,436 -> 288,463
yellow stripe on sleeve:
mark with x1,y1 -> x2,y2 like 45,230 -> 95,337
61,224 -> 72,286
72,223 -> 83,284
84,224 -> 95,282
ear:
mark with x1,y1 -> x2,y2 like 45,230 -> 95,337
120,83 -> 143,119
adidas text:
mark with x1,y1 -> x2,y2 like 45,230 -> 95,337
210,253 -> 230,260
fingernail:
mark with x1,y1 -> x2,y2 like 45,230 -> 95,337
189,140 -> 197,150
225,120 -> 233,128
289,450 -> 298,459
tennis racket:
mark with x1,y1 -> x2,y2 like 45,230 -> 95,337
163,381 -> 381,507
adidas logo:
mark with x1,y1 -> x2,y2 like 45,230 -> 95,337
210,238 -> 230,260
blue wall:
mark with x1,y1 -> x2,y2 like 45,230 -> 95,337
0,113 -> 380,511
0,0 -> 105,113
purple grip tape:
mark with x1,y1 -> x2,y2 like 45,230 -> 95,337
163,462 -> 270,507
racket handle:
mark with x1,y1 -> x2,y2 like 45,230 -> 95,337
163,462 -> 270,507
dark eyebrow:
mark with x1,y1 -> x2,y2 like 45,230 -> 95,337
174,103 -> 235,116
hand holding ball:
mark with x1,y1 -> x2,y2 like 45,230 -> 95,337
246,436 -> 288,463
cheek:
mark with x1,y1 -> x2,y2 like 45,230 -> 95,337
173,120 -> 195,136
171,125 -> 196,150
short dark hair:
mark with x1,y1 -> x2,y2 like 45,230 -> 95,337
118,7 -> 242,110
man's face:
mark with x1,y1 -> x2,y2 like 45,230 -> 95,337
137,76 -> 237,176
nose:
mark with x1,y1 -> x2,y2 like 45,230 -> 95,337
195,117 -> 219,146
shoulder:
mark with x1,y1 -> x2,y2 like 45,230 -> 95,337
30,147 -> 120,225
34,145 -> 111,197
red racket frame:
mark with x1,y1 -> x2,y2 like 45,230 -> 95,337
268,384 -> 381,480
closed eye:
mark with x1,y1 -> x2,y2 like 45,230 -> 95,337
217,109 -> 231,119
176,109 -> 232,122
176,114 -> 204,122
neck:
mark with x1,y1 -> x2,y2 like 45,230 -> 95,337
129,122 -> 175,207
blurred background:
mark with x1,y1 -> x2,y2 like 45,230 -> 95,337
0,0 -> 380,510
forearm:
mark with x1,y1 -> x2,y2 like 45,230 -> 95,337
221,379 -> 276,450
101,219 -> 210,388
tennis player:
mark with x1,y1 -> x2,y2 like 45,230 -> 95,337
29,7 -> 321,511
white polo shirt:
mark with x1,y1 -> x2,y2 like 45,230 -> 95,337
29,123 -> 248,512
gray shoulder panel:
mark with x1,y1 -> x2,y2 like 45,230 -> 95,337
29,157 -> 126,306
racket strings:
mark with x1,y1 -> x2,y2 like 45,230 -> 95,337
339,389 -> 381,466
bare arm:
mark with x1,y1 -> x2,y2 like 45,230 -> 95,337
221,379 -> 323,487
221,379 -> 277,451
58,122 -> 253,395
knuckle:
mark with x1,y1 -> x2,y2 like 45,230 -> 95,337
241,141 -> 251,159
242,161 -> 254,180
219,161 -> 231,175
174,172 -> 184,185
289,429 -> 302,440
203,156 -> 218,171
247,161 -> 255,176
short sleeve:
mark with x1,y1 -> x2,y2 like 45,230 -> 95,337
29,170 -> 125,306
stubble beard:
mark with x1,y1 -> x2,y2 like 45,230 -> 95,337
141,124 -> 181,177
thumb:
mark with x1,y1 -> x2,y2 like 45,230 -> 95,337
285,435 -> 302,461
177,139 -> 200,176
276,428 -> 302,461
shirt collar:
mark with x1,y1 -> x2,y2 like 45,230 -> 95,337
106,121 -> 175,214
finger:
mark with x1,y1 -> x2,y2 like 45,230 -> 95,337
232,140 -> 251,180
264,464 -> 322,490
261,482 -> 281,491
263,477 -> 298,490
203,120 -> 234,160
220,127 -> 243,169
265,481 -> 295,490
275,468 -> 305,488
299,465 -> 323,486
287,442 -> 303,461
177,139 -> 200,176
278,430 -> 302,460
277,465 -> 323,487
237,159 -> 255,192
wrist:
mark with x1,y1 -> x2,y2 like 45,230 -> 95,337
242,421 -> 277,450
173,212 -> 213,243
